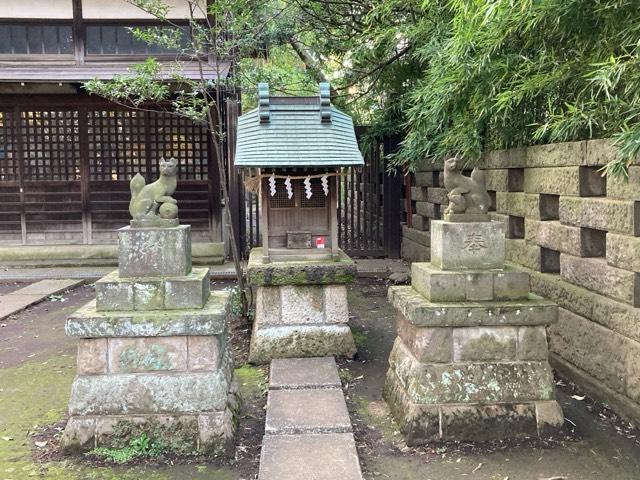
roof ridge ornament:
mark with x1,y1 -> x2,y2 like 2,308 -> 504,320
319,82 -> 332,123
258,83 -> 270,123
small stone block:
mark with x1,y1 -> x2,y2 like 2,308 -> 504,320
108,337 -> 188,373
60,416 -> 96,452
258,433 -> 363,480
130,218 -> 179,228
431,220 -> 505,270
246,248 -> 357,286
265,389 -> 352,435
518,326 -> 549,360
453,326 -> 517,362
118,225 -> 192,278
536,400 -> 564,437
95,272 -> 134,311
465,272 -> 494,300
397,315 -> 452,363
133,280 -> 164,311
188,336 -> 221,371
249,324 -> 357,364
77,338 -> 108,375
164,267 -> 210,310
269,357 -> 341,389
493,270 -> 530,300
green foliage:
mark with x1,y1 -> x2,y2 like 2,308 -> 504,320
397,0 -> 640,175
88,434 -> 164,464
279,0 -> 640,176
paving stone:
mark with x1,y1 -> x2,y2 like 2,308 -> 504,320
0,278 -> 83,320
258,433 -> 363,480
269,357 -> 341,389
265,389 -> 352,435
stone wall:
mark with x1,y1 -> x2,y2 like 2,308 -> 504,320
403,139 -> 640,424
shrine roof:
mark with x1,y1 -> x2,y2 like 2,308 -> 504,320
234,83 -> 364,168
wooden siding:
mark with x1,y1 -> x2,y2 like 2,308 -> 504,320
0,94 -> 222,245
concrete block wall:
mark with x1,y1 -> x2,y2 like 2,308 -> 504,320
402,139 -> 640,424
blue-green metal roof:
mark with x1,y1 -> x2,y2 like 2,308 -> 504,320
234,84 -> 364,168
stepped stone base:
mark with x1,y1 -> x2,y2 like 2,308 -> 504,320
62,224 -> 237,455
62,390 -> 240,454
385,220 -> 563,443
247,248 -> 357,364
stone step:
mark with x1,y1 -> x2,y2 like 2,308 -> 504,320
265,388 -> 352,435
259,433 -> 363,480
269,356 -> 341,390
259,357 -> 364,480
0,278 -> 83,320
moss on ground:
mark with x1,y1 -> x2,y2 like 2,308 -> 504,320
0,354 -> 239,479
353,396 -> 402,444
351,326 -> 370,351
234,364 -> 268,401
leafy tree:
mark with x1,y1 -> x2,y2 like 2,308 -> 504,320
273,0 -> 640,176
84,0 -> 281,315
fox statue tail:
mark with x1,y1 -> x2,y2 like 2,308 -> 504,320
129,172 -> 146,200
470,167 -> 486,189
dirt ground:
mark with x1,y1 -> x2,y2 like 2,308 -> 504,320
343,278 -> 640,480
0,281 -> 266,480
1,278 -> 640,480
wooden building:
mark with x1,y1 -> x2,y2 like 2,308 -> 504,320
235,83 -> 364,262
0,0 -> 228,259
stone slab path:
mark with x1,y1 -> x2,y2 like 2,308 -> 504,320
0,278 -> 83,320
259,357 -> 364,480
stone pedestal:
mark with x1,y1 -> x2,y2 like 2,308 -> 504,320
61,225 -> 238,454
384,220 -> 563,444
246,248 -> 357,364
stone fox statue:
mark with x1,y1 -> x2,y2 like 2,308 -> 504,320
129,157 -> 179,221
443,157 -> 491,214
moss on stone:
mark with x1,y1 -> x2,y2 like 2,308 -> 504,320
246,248 -> 357,287
234,364 -> 268,402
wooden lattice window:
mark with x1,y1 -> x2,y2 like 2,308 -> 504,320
88,109 -> 147,181
269,179 -> 295,209
301,178 -> 327,208
148,112 -> 208,180
21,110 -> 80,181
0,111 -> 19,182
